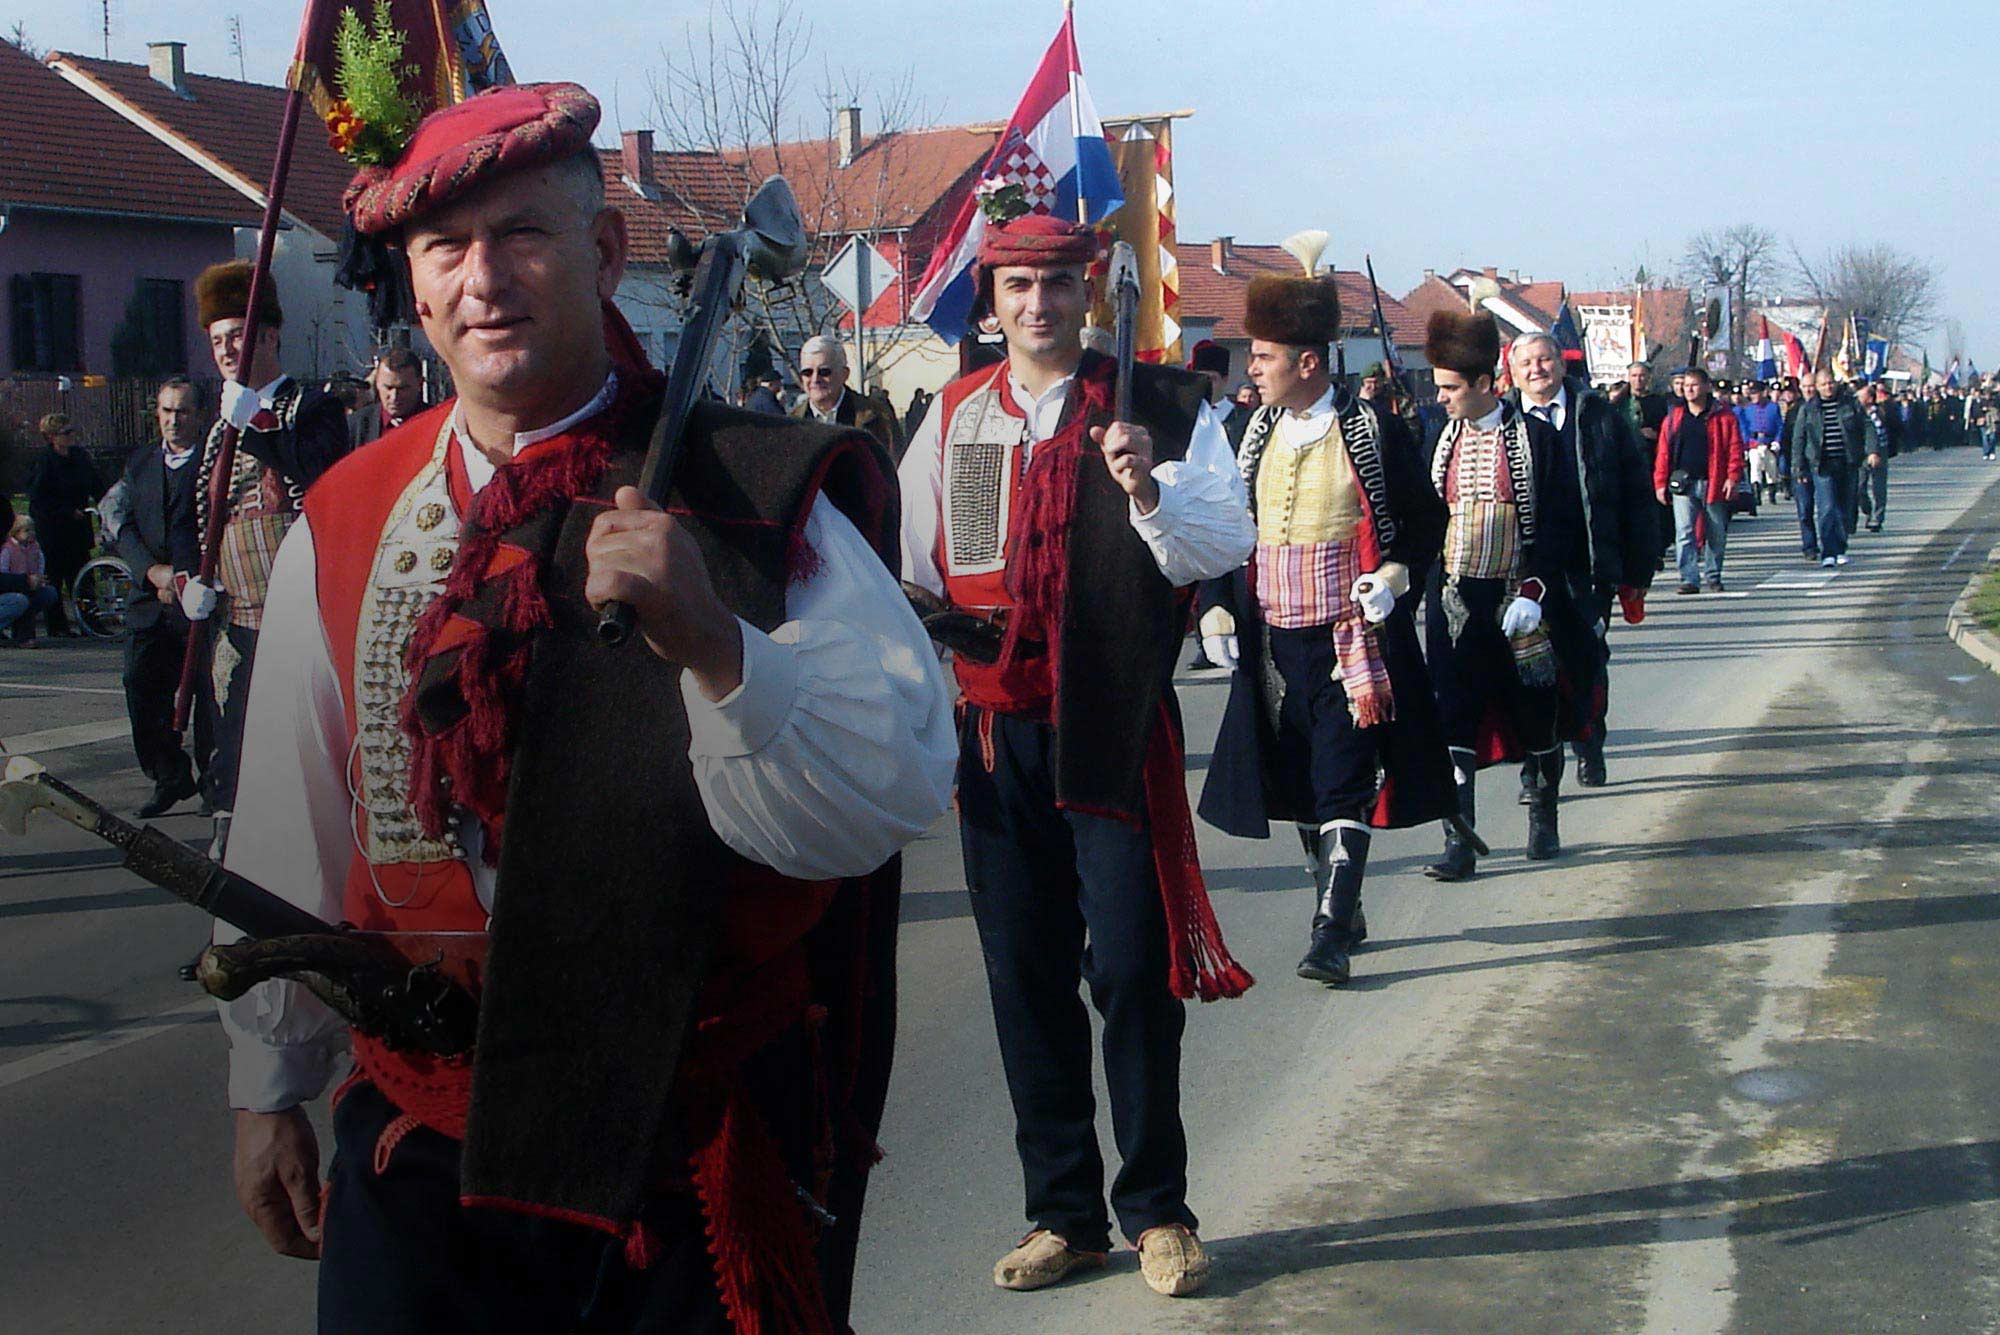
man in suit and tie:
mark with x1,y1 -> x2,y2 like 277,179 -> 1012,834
348,347 -> 430,448
791,335 -> 905,459
114,376 -> 216,816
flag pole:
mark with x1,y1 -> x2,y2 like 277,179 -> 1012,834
172,0 -> 328,733
1072,0 -> 1088,225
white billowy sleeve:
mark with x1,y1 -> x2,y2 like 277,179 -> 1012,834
896,394 -> 946,596
1129,399 -> 1256,586
214,516 -> 354,1112
682,496 -> 957,880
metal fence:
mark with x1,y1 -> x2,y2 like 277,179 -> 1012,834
0,373 -> 224,485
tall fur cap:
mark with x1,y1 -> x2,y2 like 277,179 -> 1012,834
196,260 -> 283,331
1424,309 -> 1501,379
1243,273 -> 1342,347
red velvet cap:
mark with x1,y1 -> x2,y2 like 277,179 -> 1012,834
977,214 -> 1101,274
345,83 -> 600,236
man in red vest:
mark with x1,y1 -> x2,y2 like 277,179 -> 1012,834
899,213 -> 1256,1298
217,82 -> 954,1333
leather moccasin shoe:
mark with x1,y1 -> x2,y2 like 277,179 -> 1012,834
993,1230 -> 1106,1292
1136,1223 -> 1210,1297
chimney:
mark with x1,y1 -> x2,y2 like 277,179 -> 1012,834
836,106 -> 862,168
1482,265 -> 1499,281
148,41 -> 188,96
1210,236 -> 1232,274
620,130 -> 656,193
1423,268 -> 1435,282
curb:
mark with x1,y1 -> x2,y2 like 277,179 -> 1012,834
1946,541 -> 2000,677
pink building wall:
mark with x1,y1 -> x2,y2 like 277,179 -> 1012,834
0,210 -> 237,376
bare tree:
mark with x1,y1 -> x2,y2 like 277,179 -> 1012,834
1789,240 -> 1943,346
1681,225 -> 1779,373
642,0 -> 937,388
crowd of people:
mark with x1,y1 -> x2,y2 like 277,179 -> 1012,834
12,75 -> 1995,1335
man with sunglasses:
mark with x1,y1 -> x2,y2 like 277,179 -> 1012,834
792,335 -> 905,460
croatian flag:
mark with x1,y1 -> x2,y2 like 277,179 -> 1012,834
1754,317 -> 1778,380
1945,358 -> 1960,389
1782,328 -> 1809,377
908,12 -> 1124,343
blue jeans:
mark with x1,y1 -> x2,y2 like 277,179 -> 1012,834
1672,489 -> 1730,585
1813,467 -> 1853,558
1793,470 -> 1819,554
1983,427 -> 1995,458
0,586 -> 59,638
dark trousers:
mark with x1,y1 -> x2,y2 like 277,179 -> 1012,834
1426,579 -> 1559,758
207,621 -> 257,810
1267,624 -> 1383,826
123,613 -> 214,789
320,1082 -> 729,1335
1813,468 -> 1853,559
1576,591 -> 1613,756
1794,470 -> 1820,555
958,707 -> 1195,1252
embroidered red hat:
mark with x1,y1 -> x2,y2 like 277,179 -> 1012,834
977,214 -> 1102,274
345,83 -> 600,236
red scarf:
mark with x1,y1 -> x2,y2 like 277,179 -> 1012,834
401,304 -> 662,856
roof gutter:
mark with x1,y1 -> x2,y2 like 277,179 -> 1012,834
0,198 -> 272,230
44,54 -> 329,241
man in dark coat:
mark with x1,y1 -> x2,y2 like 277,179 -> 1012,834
1422,310 -> 1600,879
1506,334 -> 1658,790
1787,369 -> 1878,567
1195,253 -> 1453,987
113,378 -> 215,816
23,411 -> 103,635
790,335 -> 905,459
348,346 -> 431,448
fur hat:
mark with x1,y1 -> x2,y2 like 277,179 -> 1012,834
1243,273 -> 1341,349
1423,309 -> 1501,381
195,260 -> 282,331
1187,339 -> 1230,376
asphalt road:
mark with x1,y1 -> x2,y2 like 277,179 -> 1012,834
4,449 -> 1998,1334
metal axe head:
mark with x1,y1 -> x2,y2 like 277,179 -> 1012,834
1108,240 -> 1141,298
739,175 -> 809,285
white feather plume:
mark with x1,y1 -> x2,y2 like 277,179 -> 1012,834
1280,229 -> 1331,278
1466,276 -> 1503,311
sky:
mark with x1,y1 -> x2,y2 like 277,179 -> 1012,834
14,0 -> 1999,363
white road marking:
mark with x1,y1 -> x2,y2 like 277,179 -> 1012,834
0,997 -> 214,1092
0,719 -> 130,753
0,681 -> 124,697
1943,535 -> 1973,570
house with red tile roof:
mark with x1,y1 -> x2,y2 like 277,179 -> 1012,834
44,42 -> 379,379
1174,237 -> 1429,387
1,38 -> 260,388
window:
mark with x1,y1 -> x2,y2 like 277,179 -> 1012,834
8,272 -> 83,373
111,278 -> 187,377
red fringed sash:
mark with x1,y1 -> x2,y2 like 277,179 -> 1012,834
1143,700 -> 1254,1002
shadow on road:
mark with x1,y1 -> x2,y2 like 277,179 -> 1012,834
1200,1140 -> 2000,1296
1346,889 -> 2000,988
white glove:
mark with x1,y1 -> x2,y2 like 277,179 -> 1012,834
180,577 -> 218,622
1202,633 -> 1239,668
219,380 -> 263,430
1350,573 -> 1396,625
1500,594 -> 1543,637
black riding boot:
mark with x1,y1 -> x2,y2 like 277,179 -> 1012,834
1297,823 -> 1371,986
1526,746 -> 1563,860
1574,734 -> 1607,787
1426,751 -> 1478,882
1296,823 -> 1365,943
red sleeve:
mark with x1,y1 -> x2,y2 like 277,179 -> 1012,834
1720,414 -> 1745,488
1653,408 -> 1677,490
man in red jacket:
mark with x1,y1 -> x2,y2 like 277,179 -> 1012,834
1653,366 -> 1745,594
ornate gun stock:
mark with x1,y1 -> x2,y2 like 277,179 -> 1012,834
0,755 -> 478,1055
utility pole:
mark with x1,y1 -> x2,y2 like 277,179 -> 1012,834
227,15 -> 245,80
100,0 -> 110,58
